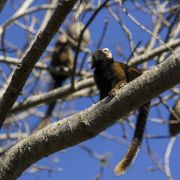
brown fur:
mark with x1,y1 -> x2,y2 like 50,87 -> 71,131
50,35 -> 73,84
37,36 -> 73,130
91,48 -> 150,175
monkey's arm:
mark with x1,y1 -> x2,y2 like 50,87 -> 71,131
109,63 -> 128,96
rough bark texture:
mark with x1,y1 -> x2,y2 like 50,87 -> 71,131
0,52 -> 179,179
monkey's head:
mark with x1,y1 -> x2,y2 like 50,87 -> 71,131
67,22 -> 90,49
57,35 -> 68,45
89,48 -> 113,69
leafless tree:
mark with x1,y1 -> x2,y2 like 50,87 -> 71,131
0,0 -> 179,179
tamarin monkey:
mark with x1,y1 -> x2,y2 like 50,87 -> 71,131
89,48 -> 150,175
169,99 -> 180,136
66,21 -> 90,50
37,35 -> 73,130
50,35 -> 73,85
38,22 -> 90,130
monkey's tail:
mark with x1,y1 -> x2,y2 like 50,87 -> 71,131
114,101 -> 151,176
36,80 -> 61,131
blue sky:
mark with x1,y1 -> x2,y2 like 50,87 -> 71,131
0,1 -> 179,180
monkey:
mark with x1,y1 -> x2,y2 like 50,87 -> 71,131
89,48 -> 150,176
66,22 -> 90,50
38,22 -> 91,130
169,99 -> 180,136
37,35 -> 73,130
50,35 -> 73,85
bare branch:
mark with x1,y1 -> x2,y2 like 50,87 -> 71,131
0,0 -> 78,129
11,78 -> 94,114
129,39 -> 180,66
0,0 -> 7,13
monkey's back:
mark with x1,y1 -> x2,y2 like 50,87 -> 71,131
93,61 -> 141,100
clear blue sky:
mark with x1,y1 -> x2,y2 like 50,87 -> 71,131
0,1 -> 179,180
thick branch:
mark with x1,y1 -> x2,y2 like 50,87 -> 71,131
11,78 -> 94,114
0,0 -> 7,13
0,0 -> 78,128
0,52 -> 179,179
0,56 -> 49,70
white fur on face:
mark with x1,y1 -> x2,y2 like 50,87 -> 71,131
102,48 -> 112,59
92,48 -> 113,61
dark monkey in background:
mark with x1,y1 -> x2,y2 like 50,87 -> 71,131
38,22 -> 90,130
37,35 -> 73,130
90,48 -> 150,175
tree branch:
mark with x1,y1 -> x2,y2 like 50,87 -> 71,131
0,52 -> 179,179
11,77 -> 94,114
129,38 -> 180,66
0,0 -> 7,13
0,0 -> 78,129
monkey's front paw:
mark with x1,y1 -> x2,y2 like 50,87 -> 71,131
119,82 -> 127,88
109,89 -> 117,97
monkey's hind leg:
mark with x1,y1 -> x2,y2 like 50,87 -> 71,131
109,81 -> 127,97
